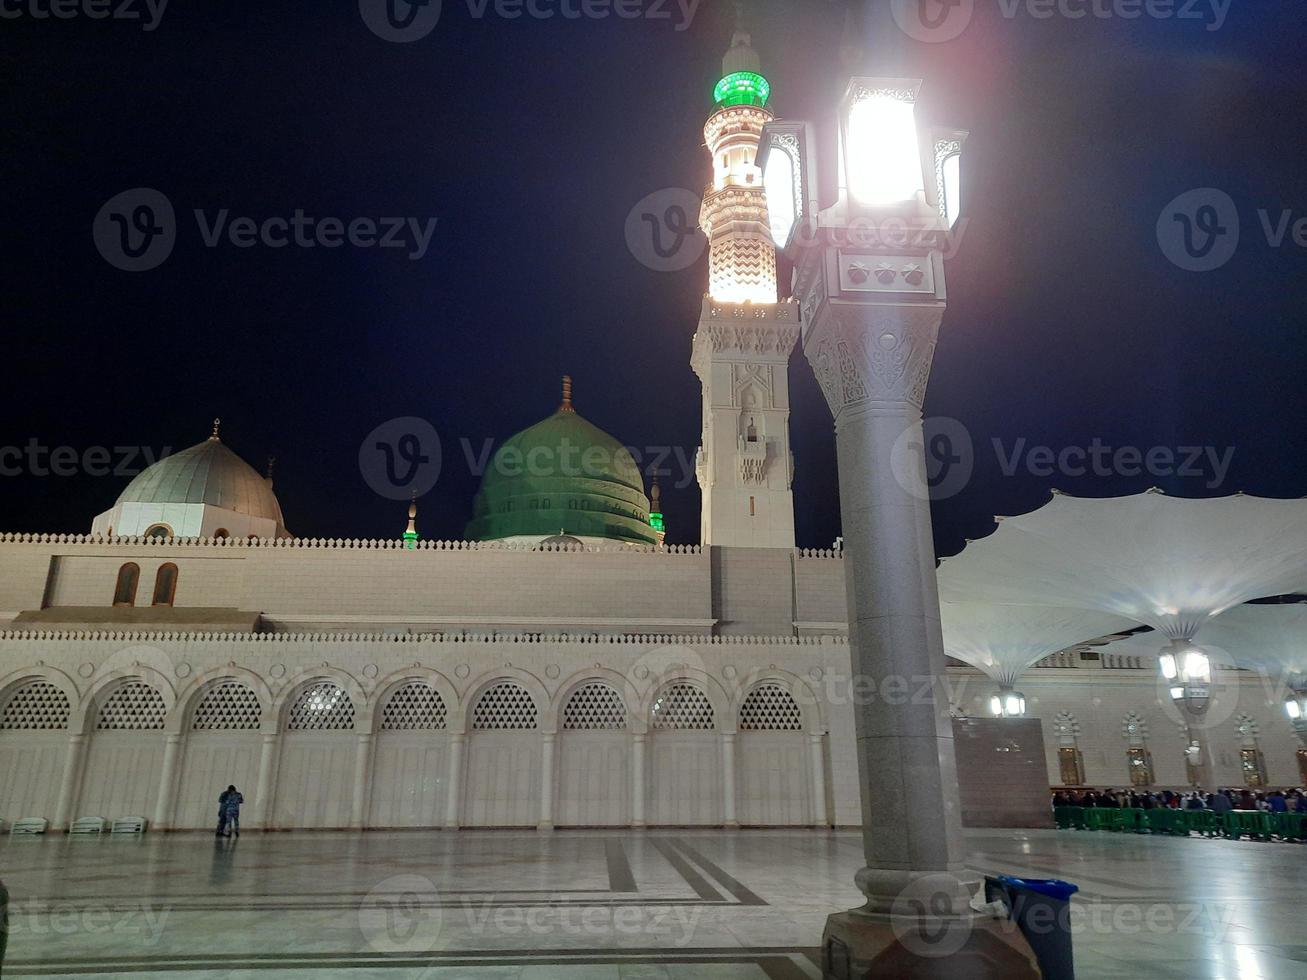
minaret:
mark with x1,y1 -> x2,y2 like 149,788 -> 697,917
691,7 -> 798,549
649,478 -> 666,546
403,493 -> 419,549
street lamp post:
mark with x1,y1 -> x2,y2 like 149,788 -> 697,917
761,80 -> 1038,977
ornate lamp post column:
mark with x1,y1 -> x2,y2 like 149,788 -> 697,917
761,80 -> 1037,977
1159,639 -> 1213,787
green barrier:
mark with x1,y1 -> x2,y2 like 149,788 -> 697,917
1053,806 -> 1075,829
1083,808 -> 1116,831
1222,810 -> 1273,841
1184,810 -> 1221,837
1145,808 -> 1187,835
1117,808 -> 1148,833
1271,811 -> 1307,841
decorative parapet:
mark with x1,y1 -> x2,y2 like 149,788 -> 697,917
0,533 -> 703,555
795,547 -> 843,559
0,629 -> 846,645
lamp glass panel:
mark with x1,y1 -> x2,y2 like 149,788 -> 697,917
1286,699 -> 1302,720
847,95 -> 923,207
1158,653 -> 1177,680
763,146 -> 797,247
941,152 -> 961,227
1169,686 -> 1185,701
1182,651 -> 1211,683
988,695 -> 1002,716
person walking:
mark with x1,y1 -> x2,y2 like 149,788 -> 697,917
220,785 -> 244,837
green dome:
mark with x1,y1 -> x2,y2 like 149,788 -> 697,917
465,388 -> 655,546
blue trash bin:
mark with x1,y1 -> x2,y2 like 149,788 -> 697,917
985,874 -> 1079,980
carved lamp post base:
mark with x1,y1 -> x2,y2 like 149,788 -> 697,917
821,908 -> 1040,980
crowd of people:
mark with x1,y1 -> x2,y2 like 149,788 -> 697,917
1051,787 -> 1307,813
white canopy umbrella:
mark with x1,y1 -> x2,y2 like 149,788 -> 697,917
938,490 -> 1307,641
941,601 -> 1137,687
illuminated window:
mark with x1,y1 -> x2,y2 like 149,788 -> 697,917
1127,747 -> 1154,786
113,563 -> 140,606
152,563 -> 178,606
1058,747 -> 1085,786
1240,748 -> 1267,787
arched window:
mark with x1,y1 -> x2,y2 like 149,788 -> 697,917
0,681 -> 71,730
152,563 -> 178,606
143,523 -> 173,539
650,682 -> 715,731
1122,713 -> 1154,786
192,682 -> 262,730
381,682 -> 447,730
1235,715 -> 1266,787
562,683 -> 627,731
213,528 -> 230,540
286,683 -> 355,731
1052,711 -> 1084,786
97,682 -> 166,730
112,563 -> 140,606
472,683 -> 538,730
739,683 -> 802,731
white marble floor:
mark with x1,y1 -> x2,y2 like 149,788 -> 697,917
0,828 -> 1304,978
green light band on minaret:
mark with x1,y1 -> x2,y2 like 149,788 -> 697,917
714,71 -> 769,108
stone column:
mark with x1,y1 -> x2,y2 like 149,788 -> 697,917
351,732 -> 375,829
538,732 -> 556,831
721,731 -> 738,829
631,732 -> 647,829
152,733 -> 184,830
444,733 -> 465,830
53,733 -> 88,832
253,732 -> 280,830
809,731 -> 829,828
799,295 -> 1037,973
804,302 -> 972,907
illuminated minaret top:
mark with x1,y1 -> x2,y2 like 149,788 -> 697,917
699,16 -> 778,305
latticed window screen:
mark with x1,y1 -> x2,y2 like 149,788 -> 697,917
381,682 -> 448,730
192,682 -> 262,731
1240,748 -> 1267,787
739,684 -> 803,731
96,682 -> 166,730
562,683 -> 627,731
286,683 -> 355,731
0,682 -> 71,730
1057,747 -> 1085,786
1127,747 -> 1154,786
651,683 -> 715,731
472,683 -> 538,730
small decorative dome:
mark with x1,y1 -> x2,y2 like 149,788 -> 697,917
465,378 -> 655,547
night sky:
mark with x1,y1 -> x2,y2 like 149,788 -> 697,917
3,0 -> 1305,556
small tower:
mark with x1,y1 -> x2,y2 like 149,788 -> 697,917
403,493 -> 419,549
691,4 -> 798,549
649,478 -> 667,546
